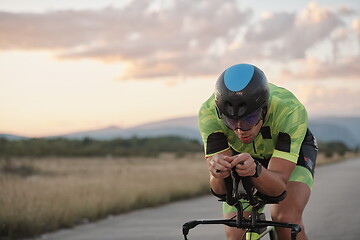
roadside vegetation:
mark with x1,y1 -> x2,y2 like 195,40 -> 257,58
0,137 -> 358,239
0,154 -> 209,239
0,136 -> 202,158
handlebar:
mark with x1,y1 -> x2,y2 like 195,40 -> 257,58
183,218 -> 301,240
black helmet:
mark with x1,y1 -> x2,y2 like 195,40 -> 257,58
215,63 -> 269,130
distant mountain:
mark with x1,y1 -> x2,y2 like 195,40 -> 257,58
47,126 -> 126,140
1,116 -> 359,148
48,116 -> 201,141
308,116 -> 360,148
0,134 -> 28,140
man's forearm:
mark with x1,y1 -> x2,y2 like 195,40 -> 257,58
210,175 -> 227,195
252,167 -> 287,197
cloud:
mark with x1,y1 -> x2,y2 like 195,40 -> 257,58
0,0 -> 358,80
245,12 -> 295,43
0,0 -> 254,78
280,56 -> 360,80
338,5 -> 358,16
297,83 -> 360,117
244,2 -> 344,60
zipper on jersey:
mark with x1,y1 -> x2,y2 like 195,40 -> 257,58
252,141 -> 257,154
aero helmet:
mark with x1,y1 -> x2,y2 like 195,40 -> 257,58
215,63 -> 269,131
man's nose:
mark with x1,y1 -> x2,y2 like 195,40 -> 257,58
234,128 -> 245,134
235,127 -> 252,134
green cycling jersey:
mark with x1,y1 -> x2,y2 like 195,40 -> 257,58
198,83 -> 308,164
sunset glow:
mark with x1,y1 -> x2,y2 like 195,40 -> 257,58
1,0 -> 359,137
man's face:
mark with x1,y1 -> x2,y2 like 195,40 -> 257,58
234,119 -> 263,144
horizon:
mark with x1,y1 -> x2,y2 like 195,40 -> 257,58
1,0 -> 359,137
2,114 -> 360,138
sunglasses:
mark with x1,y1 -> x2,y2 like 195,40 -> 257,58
220,108 -> 263,131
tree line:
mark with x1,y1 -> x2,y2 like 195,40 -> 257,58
0,136 -> 203,158
317,141 -> 357,158
0,136 -> 357,159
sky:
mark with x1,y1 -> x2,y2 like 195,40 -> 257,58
0,0 -> 359,137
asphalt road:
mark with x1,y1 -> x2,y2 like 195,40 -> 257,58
33,157 -> 360,240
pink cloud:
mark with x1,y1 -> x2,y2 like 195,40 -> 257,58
280,56 -> 360,80
0,1 -> 358,80
297,83 -> 360,117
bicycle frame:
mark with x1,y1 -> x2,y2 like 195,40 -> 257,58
246,226 -> 276,240
182,169 -> 301,240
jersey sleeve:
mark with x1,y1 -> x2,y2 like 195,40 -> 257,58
272,103 -> 308,163
198,95 -> 230,157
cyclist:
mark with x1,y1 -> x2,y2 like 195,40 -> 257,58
198,63 -> 317,240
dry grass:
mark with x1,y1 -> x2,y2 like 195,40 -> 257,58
0,153 -> 210,239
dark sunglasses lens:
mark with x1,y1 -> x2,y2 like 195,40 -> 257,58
220,108 -> 262,131
242,108 -> 262,126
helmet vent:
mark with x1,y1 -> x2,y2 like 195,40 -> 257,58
238,103 -> 247,116
225,102 -> 234,116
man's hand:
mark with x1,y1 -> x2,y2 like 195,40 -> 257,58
224,153 -> 257,177
206,154 -> 232,179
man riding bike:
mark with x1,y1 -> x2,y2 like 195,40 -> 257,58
198,63 -> 317,240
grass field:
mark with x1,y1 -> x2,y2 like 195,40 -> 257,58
0,153 -> 210,239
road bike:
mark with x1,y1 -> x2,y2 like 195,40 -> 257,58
182,168 -> 301,240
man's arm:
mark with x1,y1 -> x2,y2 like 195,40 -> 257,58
252,157 -> 295,196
